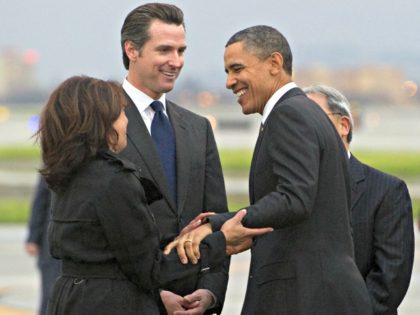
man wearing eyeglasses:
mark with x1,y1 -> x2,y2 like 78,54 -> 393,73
304,84 -> 414,315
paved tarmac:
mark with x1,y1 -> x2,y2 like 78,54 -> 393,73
0,224 -> 419,315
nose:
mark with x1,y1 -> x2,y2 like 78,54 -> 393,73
225,73 -> 236,90
169,52 -> 184,68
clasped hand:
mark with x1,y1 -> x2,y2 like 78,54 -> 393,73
164,209 -> 273,264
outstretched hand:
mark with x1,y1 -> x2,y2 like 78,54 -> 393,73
163,223 -> 213,264
179,212 -> 215,237
164,209 -> 273,263
221,209 -> 273,255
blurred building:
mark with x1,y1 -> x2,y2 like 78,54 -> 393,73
295,65 -> 419,106
0,48 -> 46,104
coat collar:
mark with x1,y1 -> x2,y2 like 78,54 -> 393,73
100,150 -> 138,172
100,150 -> 162,205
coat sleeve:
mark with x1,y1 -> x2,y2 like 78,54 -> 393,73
242,103 -> 320,229
27,176 -> 51,246
365,180 -> 414,314
196,118 -> 231,314
96,170 -> 226,291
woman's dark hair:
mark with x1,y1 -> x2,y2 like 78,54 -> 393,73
36,76 -> 126,192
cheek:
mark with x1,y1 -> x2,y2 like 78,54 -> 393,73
250,83 -> 269,113
248,83 -> 261,103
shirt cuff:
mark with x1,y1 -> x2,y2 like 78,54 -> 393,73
204,289 -> 218,309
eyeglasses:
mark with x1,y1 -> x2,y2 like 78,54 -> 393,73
326,112 -> 344,117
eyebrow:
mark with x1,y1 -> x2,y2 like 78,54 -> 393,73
155,44 -> 187,51
225,63 -> 243,73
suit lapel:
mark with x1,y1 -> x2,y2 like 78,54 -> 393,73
249,123 -> 265,203
349,155 -> 366,211
249,87 -> 305,202
125,96 -> 177,213
167,101 -> 190,214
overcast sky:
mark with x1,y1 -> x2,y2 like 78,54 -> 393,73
1,0 -> 419,90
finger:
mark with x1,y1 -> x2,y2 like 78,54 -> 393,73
244,227 -> 274,237
185,241 -> 198,264
182,240 -> 199,262
185,239 -> 201,263
182,212 -> 216,233
232,209 -> 247,223
181,294 -> 200,305
195,212 -> 216,221
163,240 -> 179,255
177,241 -> 189,264
193,241 -> 200,261
174,309 -> 198,315
174,305 -> 202,315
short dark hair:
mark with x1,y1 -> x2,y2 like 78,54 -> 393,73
37,76 -> 126,191
120,3 -> 185,70
226,25 -> 293,75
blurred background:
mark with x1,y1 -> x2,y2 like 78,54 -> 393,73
0,0 -> 419,314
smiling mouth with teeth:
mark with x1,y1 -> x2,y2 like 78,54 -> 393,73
235,89 -> 247,97
162,71 -> 177,78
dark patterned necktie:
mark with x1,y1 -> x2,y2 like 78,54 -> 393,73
150,101 -> 177,204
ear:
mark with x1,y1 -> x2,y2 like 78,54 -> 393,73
268,52 -> 284,75
124,41 -> 139,63
339,116 -> 351,139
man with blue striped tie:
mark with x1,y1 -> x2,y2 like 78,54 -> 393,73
119,3 -> 230,315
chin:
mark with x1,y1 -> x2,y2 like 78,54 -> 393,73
240,104 -> 252,115
161,80 -> 176,90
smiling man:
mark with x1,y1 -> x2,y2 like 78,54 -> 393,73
221,25 -> 373,315
119,3 -> 230,315
170,25 -> 374,315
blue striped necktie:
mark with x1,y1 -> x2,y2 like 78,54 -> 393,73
150,101 -> 177,204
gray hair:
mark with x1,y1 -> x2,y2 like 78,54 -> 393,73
303,84 -> 354,143
120,3 -> 185,70
226,25 -> 293,76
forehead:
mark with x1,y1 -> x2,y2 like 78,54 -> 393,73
147,19 -> 186,45
307,93 -> 329,113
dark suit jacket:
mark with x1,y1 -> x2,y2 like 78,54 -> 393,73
349,155 -> 414,315
47,152 -> 226,315
120,96 -> 230,313
210,88 -> 372,315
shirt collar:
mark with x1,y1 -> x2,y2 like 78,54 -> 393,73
122,78 -> 167,112
261,82 -> 297,124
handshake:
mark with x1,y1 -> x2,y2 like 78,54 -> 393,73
163,209 -> 273,264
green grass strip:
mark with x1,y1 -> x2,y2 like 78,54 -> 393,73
0,199 -> 30,223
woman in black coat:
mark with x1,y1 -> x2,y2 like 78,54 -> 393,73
37,76 -> 226,315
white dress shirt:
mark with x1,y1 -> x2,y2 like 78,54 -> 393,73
122,79 -> 168,134
261,82 -> 298,125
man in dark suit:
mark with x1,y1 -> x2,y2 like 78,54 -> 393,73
304,84 -> 414,315
119,3 -> 229,315
25,176 -> 61,315
169,25 -> 373,315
